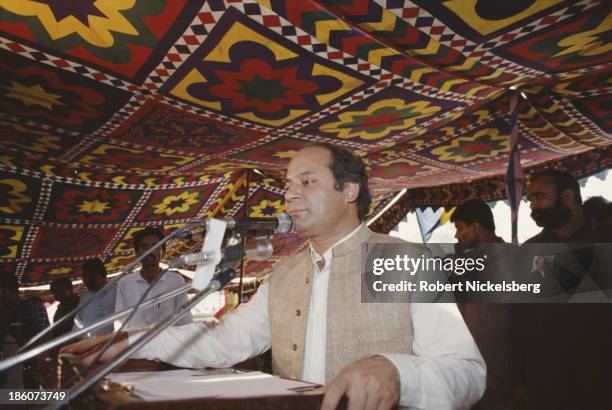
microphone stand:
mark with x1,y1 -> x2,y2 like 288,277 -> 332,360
0,284 -> 190,374
55,217 -> 230,404
20,220 -> 205,351
20,266 -> 135,352
51,267 -> 236,409
72,218 -> 229,384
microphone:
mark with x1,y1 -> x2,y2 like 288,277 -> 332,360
169,250 -> 215,267
227,212 -> 292,234
223,239 -> 273,261
169,239 -> 274,268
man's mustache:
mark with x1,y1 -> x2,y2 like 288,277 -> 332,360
143,253 -> 159,263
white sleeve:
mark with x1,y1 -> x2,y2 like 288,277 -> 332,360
381,303 -> 486,410
113,280 -> 127,330
72,296 -> 85,330
114,280 -> 127,312
127,281 -> 271,369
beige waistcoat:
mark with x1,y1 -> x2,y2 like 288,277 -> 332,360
268,225 -> 414,382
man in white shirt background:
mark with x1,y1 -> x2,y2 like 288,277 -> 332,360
114,226 -> 192,330
63,143 -> 485,409
73,258 -> 117,338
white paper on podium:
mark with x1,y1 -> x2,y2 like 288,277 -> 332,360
106,369 -> 321,401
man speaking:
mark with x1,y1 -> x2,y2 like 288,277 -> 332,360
62,143 -> 485,409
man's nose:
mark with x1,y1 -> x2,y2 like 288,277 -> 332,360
284,186 -> 300,202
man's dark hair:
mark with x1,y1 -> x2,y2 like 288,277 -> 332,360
50,277 -> 73,291
451,198 -> 496,232
308,142 -> 371,221
82,258 -> 107,278
531,169 -> 582,205
0,272 -> 18,292
132,226 -> 165,252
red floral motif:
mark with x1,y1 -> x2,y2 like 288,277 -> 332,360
210,59 -> 318,114
53,189 -> 134,223
31,227 -> 116,258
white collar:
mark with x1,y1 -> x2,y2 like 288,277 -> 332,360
308,223 -> 363,271
136,269 -> 165,283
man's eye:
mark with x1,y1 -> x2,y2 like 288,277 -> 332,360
303,179 -> 315,185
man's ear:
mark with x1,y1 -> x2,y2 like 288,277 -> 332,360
344,182 -> 360,203
561,188 -> 574,206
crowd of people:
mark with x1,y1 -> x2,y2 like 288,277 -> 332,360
0,225 -> 191,389
448,169 -> 611,409
1,142 -> 610,409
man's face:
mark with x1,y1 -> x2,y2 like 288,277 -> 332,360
52,286 -> 71,303
284,147 -> 352,239
527,176 -> 571,229
135,234 -> 163,268
454,221 -> 479,248
82,270 -> 103,291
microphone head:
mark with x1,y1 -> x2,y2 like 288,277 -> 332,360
276,212 -> 293,233
245,239 -> 274,260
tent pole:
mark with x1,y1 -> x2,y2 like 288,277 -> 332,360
237,169 -> 251,306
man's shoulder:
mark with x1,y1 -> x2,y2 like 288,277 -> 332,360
20,297 -> 45,310
116,271 -> 138,286
268,247 -> 310,277
78,289 -> 94,304
525,223 -> 612,244
281,246 -> 310,265
20,296 -> 42,304
107,281 -> 119,294
164,269 -> 188,285
367,231 -> 405,244
524,230 -> 549,244
118,271 -> 138,281
80,288 -> 93,297
366,231 -> 429,251
591,223 -> 612,242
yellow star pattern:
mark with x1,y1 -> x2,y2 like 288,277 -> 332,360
321,99 -> 441,140
0,0 -> 139,47
554,15 -> 612,58
77,200 -> 110,214
0,178 -> 31,215
251,199 -> 285,217
3,82 -> 64,109
0,225 -> 24,259
0,121 -> 62,154
431,128 -> 509,163
50,267 -> 72,275
153,191 -> 199,217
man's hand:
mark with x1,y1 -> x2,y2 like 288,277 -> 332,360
321,355 -> 401,410
59,332 -> 128,369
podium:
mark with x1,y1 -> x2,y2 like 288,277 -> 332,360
76,384 -> 326,410
57,357 -> 341,410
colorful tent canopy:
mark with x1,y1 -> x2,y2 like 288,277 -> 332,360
1,0 -> 610,290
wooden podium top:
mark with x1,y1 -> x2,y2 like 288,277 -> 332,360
69,360 -> 340,410
77,386 -> 327,410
